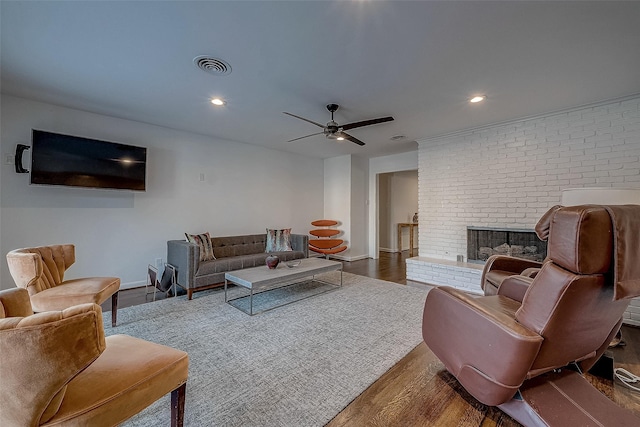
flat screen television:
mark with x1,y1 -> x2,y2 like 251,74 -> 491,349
30,130 -> 147,191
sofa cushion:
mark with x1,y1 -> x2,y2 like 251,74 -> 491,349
211,235 -> 266,258
197,251 -> 305,276
185,232 -> 216,262
265,228 -> 293,252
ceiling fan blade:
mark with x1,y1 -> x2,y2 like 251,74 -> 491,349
283,112 -> 325,128
339,132 -> 365,146
287,131 -> 324,143
341,116 -> 394,131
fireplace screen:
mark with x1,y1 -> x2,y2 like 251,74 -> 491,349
467,227 -> 547,263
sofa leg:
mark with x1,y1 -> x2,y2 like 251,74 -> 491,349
187,289 -> 193,300
171,383 -> 186,427
111,291 -> 118,327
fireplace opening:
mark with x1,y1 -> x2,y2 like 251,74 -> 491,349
467,227 -> 547,264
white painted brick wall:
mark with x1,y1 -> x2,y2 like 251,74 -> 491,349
414,96 -> 640,325
406,257 -> 483,294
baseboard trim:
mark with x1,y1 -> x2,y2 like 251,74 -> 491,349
331,253 -> 370,262
378,247 -> 397,253
120,280 -> 146,290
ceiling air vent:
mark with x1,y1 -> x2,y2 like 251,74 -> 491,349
193,56 -> 232,76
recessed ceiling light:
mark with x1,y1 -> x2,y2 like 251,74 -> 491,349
470,95 -> 485,103
211,98 -> 225,106
336,136 -> 345,141
390,135 -> 407,141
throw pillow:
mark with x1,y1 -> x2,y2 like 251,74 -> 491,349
265,228 -> 293,252
185,232 -> 216,262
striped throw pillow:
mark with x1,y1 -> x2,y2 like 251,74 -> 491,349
265,228 -> 293,252
185,232 -> 216,262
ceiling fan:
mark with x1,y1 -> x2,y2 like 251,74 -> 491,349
283,104 -> 394,146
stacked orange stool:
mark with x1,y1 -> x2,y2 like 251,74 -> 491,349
308,220 -> 347,258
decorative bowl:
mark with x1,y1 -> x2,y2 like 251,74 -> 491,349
286,260 -> 301,268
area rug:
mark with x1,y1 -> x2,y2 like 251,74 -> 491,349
104,272 -> 428,426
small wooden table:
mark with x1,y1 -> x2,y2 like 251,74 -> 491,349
398,222 -> 418,257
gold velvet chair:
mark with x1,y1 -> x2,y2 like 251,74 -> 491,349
6,244 -> 120,327
0,287 -> 189,427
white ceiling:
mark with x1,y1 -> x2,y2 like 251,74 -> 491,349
2,1 -> 640,159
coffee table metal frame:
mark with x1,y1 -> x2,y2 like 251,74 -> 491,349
224,258 -> 343,315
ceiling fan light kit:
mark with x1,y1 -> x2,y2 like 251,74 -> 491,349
284,104 -> 394,146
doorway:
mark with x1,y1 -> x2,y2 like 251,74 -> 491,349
377,170 -> 418,256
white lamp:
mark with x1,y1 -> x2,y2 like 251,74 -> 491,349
561,187 -> 640,206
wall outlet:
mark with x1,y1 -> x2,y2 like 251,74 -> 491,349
4,153 -> 14,165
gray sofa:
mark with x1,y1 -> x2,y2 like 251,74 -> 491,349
167,233 -> 308,300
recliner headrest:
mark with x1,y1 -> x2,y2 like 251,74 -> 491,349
545,205 -> 613,275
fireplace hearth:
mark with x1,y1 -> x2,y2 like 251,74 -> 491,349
467,227 -> 547,263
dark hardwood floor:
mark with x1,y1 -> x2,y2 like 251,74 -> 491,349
106,252 -> 640,426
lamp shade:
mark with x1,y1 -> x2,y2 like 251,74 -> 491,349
561,187 -> 640,206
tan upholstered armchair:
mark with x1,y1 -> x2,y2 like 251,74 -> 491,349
0,287 -> 189,427
6,244 -> 120,326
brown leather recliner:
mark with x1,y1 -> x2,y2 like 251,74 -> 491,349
423,205 -> 640,426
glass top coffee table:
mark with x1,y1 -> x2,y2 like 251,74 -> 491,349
224,257 -> 343,315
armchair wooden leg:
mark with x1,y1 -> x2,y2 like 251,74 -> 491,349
111,291 -> 118,327
171,382 -> 186,427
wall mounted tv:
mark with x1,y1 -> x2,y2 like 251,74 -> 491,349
30,130 -> 147,191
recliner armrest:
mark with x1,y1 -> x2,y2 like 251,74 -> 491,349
481,255 -> 543,292
498,275 -> 534,302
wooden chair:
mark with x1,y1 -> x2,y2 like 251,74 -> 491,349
308,220 -> 347,258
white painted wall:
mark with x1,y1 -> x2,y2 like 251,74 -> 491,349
323,154 -> 350,260
378,174 -> 392,250
367,151 -> 419,258
320,154 -> 370,261
323,155 -> 352,259
349,155 -> 368,259
0,95 -> 324,289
